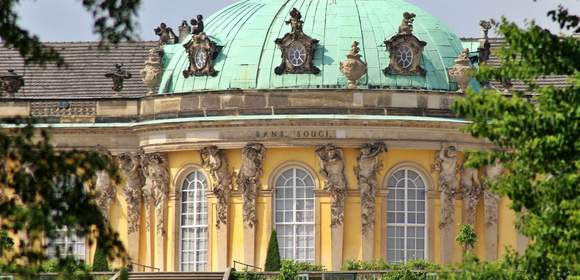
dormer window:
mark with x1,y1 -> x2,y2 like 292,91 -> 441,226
274,8 -> 320,75
383,12 -> 427,76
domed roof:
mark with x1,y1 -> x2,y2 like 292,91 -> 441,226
159,0 -> 465,94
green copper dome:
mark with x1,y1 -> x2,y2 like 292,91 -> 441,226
159,0 -> 466,93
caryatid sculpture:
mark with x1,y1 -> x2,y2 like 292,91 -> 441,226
201,146 -> 233,228
94,145 -> 116,220
142,152 -> 170,236
355,142 -> 386,234
460,159 -> 482,226
483,161 -> 503,226
316,144 -> 348,227
432,145 -> 459,229
237,143 -> 266,228
117,151 -> 145,235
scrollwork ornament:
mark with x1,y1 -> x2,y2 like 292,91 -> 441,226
355,142 -> 386,234
460,159 -> 481,226
201,146 -> 233,228
237,143 -> 266,228
316,144 -> 347,227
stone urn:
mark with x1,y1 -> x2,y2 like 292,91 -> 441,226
141,48 -> 163,95
340,41 -> 367,89
448,48 -> 473,92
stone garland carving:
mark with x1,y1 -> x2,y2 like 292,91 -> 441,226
431,145 -> 459,229
383,12 -> 427,76
460,160 -> 482,226
141,48 -> 163,95
178,20 -> 191,43
448,48 -> 473,92
105,64 -> 132,92
316,144 -> 347,227
483,161 -> 503,226
201,146 -> 233,228
183,14 -> 219,78
141,152 -> 170,236
237,143 -> 266,228
94,145 -> 116,219
274,8 -> 320,75
340,41 -> 368,89
117,151 -> 145,234
154,22 -> 178,45
355,142 -> 386,234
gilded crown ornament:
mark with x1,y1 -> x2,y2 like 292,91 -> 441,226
340,41 -> 368,89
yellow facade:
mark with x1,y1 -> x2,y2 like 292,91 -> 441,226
99,147 -> 524,271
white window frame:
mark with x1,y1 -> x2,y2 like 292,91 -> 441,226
178,169 -> 209,272
46,227 -> 87,261
273,166 -> 316,263
385,167 -> 428,263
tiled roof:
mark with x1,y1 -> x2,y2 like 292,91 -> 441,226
0,41 -> 157,99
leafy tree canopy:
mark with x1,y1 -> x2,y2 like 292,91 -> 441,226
0,122 -> 126,277
0,0 -> 141,67
454,2 -> 579,279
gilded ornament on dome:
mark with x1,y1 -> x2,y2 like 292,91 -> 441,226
383,12 -> 427,76
274,8 -> 320,75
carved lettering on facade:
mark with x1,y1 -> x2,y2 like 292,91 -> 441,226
254,130 -> 332,139
355,142 -> 386,234
237,143 -> 266,228
316,144 -> 347,227
201,146 -> 233,228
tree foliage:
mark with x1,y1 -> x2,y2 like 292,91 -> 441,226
0,121 -> 126,277
264,230 -> 281,271
456,224 -> 477,255
91,241 -> 109,272
0,0 -> 141,67
454,4 -> 579,279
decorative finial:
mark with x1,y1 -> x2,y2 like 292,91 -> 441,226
340,41 -> 368,89
286,8 -> 304,34
478,20 -> 492,64
0,69 -> 24,96
141,49 -> 163,95
154,22 -> 178,45
191,15 -> 205,35
105,64 -> 132,93
448,48 -> 473,92
399,12 -> 416,35
178,20 -> 191,43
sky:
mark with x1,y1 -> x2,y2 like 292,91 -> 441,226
14,0 -> 579,42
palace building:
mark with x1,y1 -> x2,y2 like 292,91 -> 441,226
3,0 -> 560,273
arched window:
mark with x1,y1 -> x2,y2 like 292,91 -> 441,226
47,227 -> 86,261
274,167 -> 315,263
386,168 -> 427,263
179,170 -> 208,272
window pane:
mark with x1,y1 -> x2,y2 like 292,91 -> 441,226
274,167 -> 315,263
386,168 -> 427,263
180,170 -> 208,272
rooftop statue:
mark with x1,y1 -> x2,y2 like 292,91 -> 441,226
286,8 -> 304,35
191,15 -> 205,35
178,20 -> 191,43
105,64 -> 131,92
399,12 -> 416,35
154,22 -> 178,45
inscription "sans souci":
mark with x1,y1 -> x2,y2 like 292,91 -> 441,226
255,130 -> 332,139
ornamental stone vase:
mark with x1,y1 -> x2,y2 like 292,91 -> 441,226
340,41 -> 367,89
141,48 -> 163,95
448,48 -> 473,92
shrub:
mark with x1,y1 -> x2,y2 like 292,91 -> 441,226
119,267 -> 129,280
92,242 -> 109,271
264,230 -> 281,271
456,224 -> 478,255
275,260 -> 324,280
